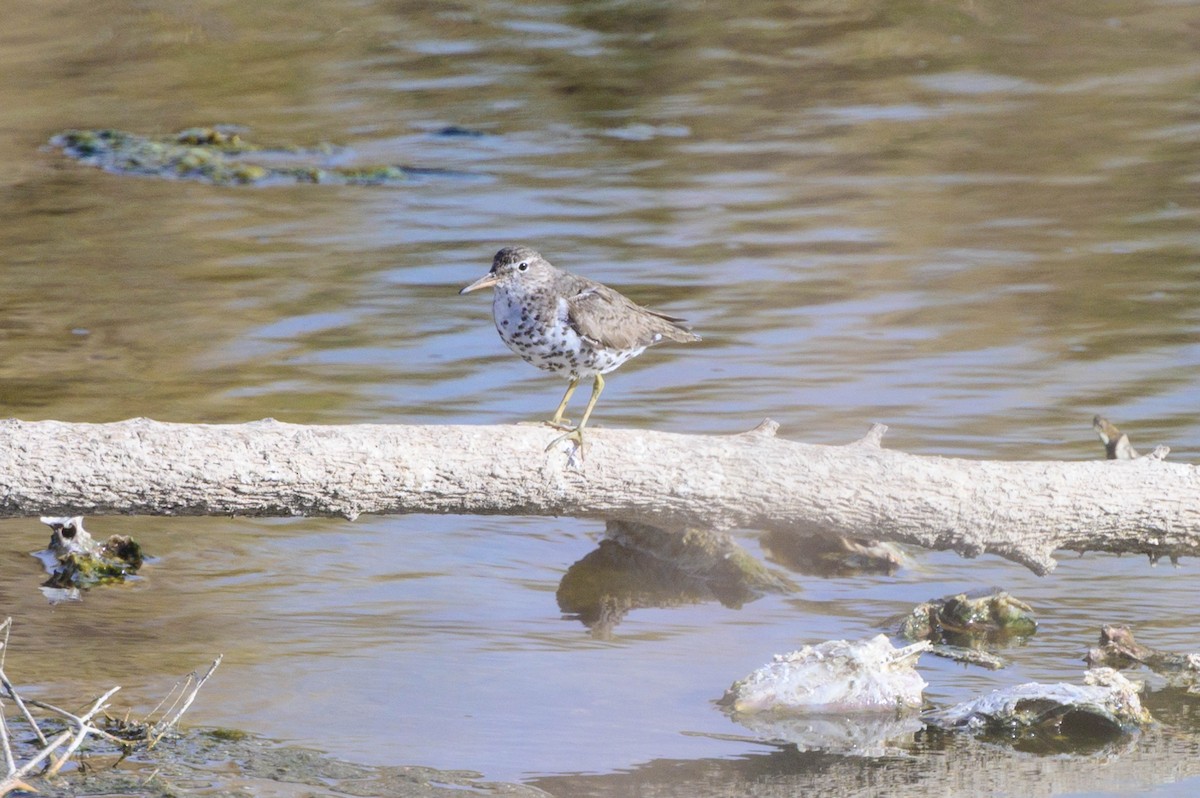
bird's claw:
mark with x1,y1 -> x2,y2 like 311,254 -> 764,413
545,426 -> 585,455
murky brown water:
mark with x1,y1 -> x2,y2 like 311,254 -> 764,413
1,1 -> 1199,795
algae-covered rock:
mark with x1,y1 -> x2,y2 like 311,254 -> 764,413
900,589 -> 1037,645
896,589 -> 1037,670
49,127 -> 441,186
36,515 -> 146,592
52,128 -> 270,185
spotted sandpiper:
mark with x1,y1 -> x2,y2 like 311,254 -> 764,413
460,246 -> 700,451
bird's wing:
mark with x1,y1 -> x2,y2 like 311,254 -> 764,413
562,275 -> 697,350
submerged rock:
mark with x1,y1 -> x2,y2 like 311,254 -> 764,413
899,589 -> 1036,669
922,668 -> 1151,749
36,516 -> 145,593
720,634 -> 930,715
901,589 -> 1037,643
49,127 -> 463,186
1087,625 -> 1200,690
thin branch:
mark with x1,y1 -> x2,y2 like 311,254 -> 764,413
24,698 -> 131,748
0,709 -> 14,777
43,686 -> 121,777
148,655 -> 222,748
0,671 -> 49,748
7,730 -> 72,782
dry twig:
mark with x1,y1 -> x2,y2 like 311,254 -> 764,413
0,617 -> 221,795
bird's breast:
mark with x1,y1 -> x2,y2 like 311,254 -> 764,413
491,290 -> 580,373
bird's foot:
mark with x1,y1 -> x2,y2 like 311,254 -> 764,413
545,426 -> 585,454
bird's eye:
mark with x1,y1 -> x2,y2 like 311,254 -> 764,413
518,261 -> 529,271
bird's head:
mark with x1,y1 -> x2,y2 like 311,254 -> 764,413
459,246 -> 550,294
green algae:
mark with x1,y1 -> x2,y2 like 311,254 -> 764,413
36,516 -> 146,592
49,127 -> 445,186
899,589 -> 1038,645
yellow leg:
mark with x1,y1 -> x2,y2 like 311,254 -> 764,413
547,377 -> 580,429
575,373 -> 604,433
546,374 -> 604,453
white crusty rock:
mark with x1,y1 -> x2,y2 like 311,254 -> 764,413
720,634 -> 930,715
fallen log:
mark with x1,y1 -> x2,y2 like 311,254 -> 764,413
0,417 -> 1195,575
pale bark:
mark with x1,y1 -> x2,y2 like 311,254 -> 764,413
0,417 -> 1196,575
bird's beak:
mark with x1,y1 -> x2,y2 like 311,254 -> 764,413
459,272 -> 499,295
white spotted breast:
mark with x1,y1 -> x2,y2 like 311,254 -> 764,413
491,287 -> 644,378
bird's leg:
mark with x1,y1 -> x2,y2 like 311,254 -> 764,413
546,374 -> 604,453
574,373 -> 604,433
544,377 -> 579,430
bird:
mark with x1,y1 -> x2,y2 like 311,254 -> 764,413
460,245 -> 700,451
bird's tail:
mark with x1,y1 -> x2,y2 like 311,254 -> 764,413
647,310 -> 702,343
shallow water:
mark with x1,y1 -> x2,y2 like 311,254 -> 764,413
1,1 -> 1199,795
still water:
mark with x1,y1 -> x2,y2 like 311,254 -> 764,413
1,0 -> 1198,795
